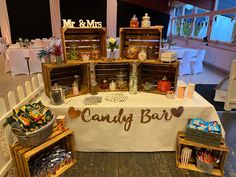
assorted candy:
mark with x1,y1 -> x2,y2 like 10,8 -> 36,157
188,118 -> 221,134
6,101 -> 53,132
29,146 -> 72,177
196,150 -> 219,165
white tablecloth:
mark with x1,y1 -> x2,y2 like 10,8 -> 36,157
162,47 -> 198,58
38,91 -> 224,152
5,44 -> 42,73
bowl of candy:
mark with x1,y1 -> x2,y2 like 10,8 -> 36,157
6,101 -> 55,147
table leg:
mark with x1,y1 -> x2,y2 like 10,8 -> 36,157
25,57 -> 30,74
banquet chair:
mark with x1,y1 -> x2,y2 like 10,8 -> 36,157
190,50 -> 206,74
179,51 -> 193,76
8,50 -> 29,76
28,49 -> 42,74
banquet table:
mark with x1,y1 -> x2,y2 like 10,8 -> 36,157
162,47 -> 199,59
38,91 -> 224,152
5,44 -> 42,73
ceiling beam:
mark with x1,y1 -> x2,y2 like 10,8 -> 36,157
175,0 -> 215,10
120,0 -> 171,14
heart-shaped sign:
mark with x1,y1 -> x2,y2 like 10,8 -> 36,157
68,107 -> 81,119
171,106 -> 184,118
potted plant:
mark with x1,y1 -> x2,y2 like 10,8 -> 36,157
107,37 -> 118,59
52,44 -> 63,64
37,47 -> 52,64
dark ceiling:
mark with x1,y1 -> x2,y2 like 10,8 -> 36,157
119,0 -> 215,14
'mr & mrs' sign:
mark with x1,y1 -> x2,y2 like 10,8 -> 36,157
62,19 -> 102,28
68,106 -> 184,131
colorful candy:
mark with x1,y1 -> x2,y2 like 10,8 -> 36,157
6,101 -> 53,132
188,118 -> 221,134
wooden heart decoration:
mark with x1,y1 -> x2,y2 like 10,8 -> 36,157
171,106 -> 184,118
68,107 -> 81,119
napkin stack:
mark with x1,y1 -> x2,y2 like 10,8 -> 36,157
161,52 -> 177,62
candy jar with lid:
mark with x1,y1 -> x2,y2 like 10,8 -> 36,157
72,81 -> 79,96
91,80 -> 98,95
130,14 -> 139,28
157,76 -> 172,93
116,71 -> 127,89
141,13 -> 151,28
138,48 -> 147,61
50,83 -> 65,105
90,45 -> 100,60
109,80 -> 116,91
129,73 -> 138,94
100,78 -> 109,89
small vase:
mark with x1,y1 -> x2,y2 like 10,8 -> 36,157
56,56 -> 62,65
45,56 -> 51,64
110,50 -> 115,59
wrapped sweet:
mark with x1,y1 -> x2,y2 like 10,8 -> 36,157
188,118 -> 221,134
6,101 -> 53,132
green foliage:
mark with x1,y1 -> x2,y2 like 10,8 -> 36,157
37,48 -> 51,61
183,23 -> 192,37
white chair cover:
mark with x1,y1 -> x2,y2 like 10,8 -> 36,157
179,51 -> 194,76
8,50 -> 29,76
191,50 -> 206,74
28,49 -> 42,74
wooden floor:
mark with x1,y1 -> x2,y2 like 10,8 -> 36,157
61,112 -> 236,177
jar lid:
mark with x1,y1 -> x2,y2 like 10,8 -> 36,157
142,13 -> 150,20
132,14 -> 138,20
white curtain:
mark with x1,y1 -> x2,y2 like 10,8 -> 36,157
49,0 -> 61,38
107,0 -> 117,37
0,0 -> 12,44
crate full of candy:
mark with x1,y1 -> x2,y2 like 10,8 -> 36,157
186,118 -> 222,146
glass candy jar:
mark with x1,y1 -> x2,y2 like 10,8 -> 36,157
50,84 -> 65,105
116,71 -> 127,89
129,73 -> 138,94
109,80 -> 116,91
100,79 -> 109,89
141,13 -> 151,28
138,49 -> 147,61
157,76 -> 172,93
91,80 -> 98,95
90,45 -> 100,60
130,14 -> 139,28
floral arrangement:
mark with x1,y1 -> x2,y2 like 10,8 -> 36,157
18,38 -> 30,48
37,47 -> 52,61
107,37 -> 118,52
52,44 -> 62,56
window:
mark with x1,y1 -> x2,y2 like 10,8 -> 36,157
172,19 -> 181,36
182,18 -> 192,37
210,14 -> 236,43
170,2 -> 236,45
184,4 -> 194,15
194,16 -> 209,38
175,6 -> 183,17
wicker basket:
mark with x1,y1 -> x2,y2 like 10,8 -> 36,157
196,158 -> 214,174
12,117 -> 55,147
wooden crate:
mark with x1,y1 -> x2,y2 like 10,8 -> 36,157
42,63 -> 90,98
176,131 -> 229,177
93,61 -> 132,92
61,27 -> 107,62
120,27 -> 163,60
138,60 -> 179,94
11,128 -> 76,177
